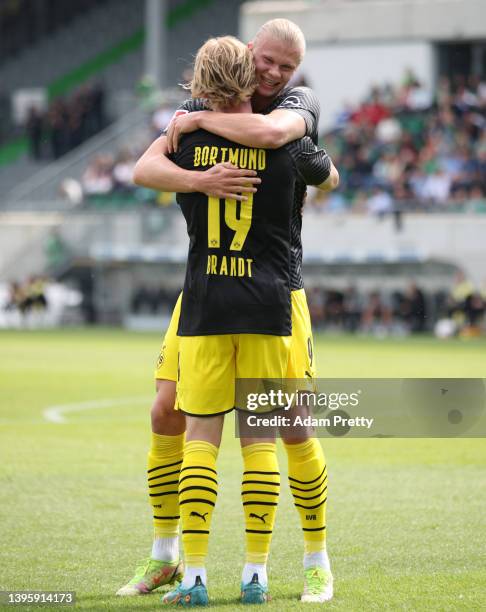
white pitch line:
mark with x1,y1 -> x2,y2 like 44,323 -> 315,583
42,395 -> 153,424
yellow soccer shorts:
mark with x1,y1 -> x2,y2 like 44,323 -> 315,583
154,292 -> 182,382
154,289 -> 317,414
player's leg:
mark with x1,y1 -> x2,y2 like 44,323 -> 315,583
237,333 -> 291,603
162,334 -> 234,606
147,380 -> 185,558
239,434 -> 279,604
282,289 -> 333,603
117,295 -> 185,596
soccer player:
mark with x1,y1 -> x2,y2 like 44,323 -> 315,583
118,20 -> 337,604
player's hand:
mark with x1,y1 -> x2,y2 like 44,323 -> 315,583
197,162 -> 261,201
167,112 -> 203,154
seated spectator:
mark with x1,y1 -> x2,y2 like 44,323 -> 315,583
82,155 -> 114,195
112,150 -> 136,193
401,282 -> 427,332
361,291 -> 393,333
466,186 -> 486,212
366,187 -> 393,218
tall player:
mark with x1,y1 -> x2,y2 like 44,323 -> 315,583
118,20 -> 337,604
167,36 -> 333,606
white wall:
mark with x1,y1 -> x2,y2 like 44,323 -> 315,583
301,41 -> 435,129
241,0 -> 486,43
302,212 -> 486,285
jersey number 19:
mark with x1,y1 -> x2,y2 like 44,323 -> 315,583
207,194 -> 254,252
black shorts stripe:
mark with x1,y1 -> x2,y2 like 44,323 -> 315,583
288,467 -> 326,486
179,498 -> 215,507
243,471 -> 280,476
302,526 -> 326,532
242,480 -> 280,487
241,490 -> 279,497
179,485 -> 217,496
149,479 -> 179,489
147,459 -> 183,474
245,529 -> 273,534
242,501 -> 278,507
153,515 -> 180,520
180,466 -> 217,475
294,497 -> 327,510
148,468 -> 181,482
149,490 -> 178,497
292,486 -> 327,501
179,474 -> 217,487
182,530 -> 209,534
290,474 -> 328,493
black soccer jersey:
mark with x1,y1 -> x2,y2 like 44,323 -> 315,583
169,86 -> 322,291
175,131 -> 330,337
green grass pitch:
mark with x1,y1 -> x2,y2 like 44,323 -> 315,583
1,329 -> 485,610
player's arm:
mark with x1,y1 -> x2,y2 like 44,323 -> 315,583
317,161 -> 339,192
166,87 -> 320,153
292,136 -> 339,192
133,134 -> 261,201
167,109 -> 305,152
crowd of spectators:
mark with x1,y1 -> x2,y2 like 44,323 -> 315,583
73,70 -> 486,213
313,71 -> 486,215
26,81 -> 106,160
305,274 -> 486,337
73,102 -> 178,207
127,273 -> 485,337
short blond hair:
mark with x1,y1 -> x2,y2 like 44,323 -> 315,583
254,18 -> 306,62
190,36 -> 258,109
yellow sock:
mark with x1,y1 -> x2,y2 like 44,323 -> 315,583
241,443 -> 280,564
147,432 -> 185,538
284,439 -> 327,554
179,440 -> 219,567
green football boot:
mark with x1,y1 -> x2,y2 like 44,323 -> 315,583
116,558 -> 183,596
301,566 -> 333,603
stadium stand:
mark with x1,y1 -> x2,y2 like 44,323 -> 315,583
0,0 -> 246,197
71,70 -> 485,214
312,72 -> 486,214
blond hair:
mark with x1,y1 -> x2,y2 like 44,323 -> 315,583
254,18 -> 306,62
189,36 -> 258,109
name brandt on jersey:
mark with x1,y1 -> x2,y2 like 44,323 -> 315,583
207,255 -> 253,278
194,146 -> 266,170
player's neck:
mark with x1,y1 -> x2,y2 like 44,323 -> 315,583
251,91 -> 278,113
215,100 -> 252,114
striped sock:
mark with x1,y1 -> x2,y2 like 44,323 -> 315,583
284,439 -> 327,554
147,432 -> 184,551
241,443 -> 280,565
179,440 -> 219,567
